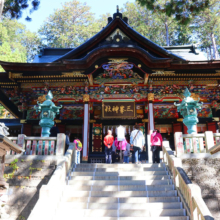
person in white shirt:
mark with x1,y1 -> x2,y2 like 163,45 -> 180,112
130,124 -> 145,164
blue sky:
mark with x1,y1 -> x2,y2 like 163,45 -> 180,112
19,0 -> 135,32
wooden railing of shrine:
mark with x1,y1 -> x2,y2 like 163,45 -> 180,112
7,134 -> 66,156
163,145 -> 214,220
174,131 -> 220,156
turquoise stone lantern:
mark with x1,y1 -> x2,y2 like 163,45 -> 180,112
175,88 -> 203,134
34,91 -> 62,137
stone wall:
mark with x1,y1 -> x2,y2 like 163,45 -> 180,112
4,156 -> 61,220
181,152 -> 220,220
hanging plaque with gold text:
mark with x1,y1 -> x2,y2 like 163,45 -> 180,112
102,100 -> 135,118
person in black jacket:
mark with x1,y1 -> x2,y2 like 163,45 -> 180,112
50,124 -> 60,137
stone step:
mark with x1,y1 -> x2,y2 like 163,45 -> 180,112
66,185 -> 174,191
72,167 -> 166,172
76,163 -> 165,168
68,180 -> 173,186
58,202 -> 183,210
63,197 -> 180,203
71,171 -> 168,176
54,217 -> 188,220
62,190 -> 177,197
54,208 -> 186,217
70,175 -> 170,180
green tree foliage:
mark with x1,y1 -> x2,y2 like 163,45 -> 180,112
136,0 -> 210,25
193,0 -> 220,59
0,18 -> 26,71
97,13 -> 111,30
38,1 -> 102,48
20,30 -> 41,62
0,17 -> 41,71
0,0 -> 40,20
122,2 -> 194,46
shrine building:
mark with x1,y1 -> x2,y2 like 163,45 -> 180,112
0,9 -> 220,162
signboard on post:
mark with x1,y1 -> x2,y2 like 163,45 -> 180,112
102,100 -> 135,118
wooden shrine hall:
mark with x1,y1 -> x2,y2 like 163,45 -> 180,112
0,9 -> 220,162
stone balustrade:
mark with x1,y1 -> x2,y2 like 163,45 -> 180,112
7,133 -> 66,156
163,145 -> 214,220
174,131 -> 220,157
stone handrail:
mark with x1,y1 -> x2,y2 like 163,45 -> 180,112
163,145 -> 214,220
7,133 -> 66,156
27,143 -> 76,220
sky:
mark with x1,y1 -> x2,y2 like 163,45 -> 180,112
19,0 -> 135,32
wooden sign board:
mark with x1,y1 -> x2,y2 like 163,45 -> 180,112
102,101 -> 135,118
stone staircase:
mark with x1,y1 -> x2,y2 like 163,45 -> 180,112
54,163 -> 189,220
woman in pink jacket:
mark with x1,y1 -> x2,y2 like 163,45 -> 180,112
150,129 -> 163,163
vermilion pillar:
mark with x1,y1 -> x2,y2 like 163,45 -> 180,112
82,95 -> 90,163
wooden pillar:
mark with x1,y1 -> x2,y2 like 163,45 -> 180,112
82,95 -> 90,163
22,124 -> 32,136
57,124 -> 65,133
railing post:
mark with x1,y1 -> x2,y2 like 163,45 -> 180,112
26,140 -> 31,155
50,140 -> 55,155
174,132 -> 184,157
214,133 -> 220,144
56,133 -> 66,156
17,134 -> 26,153
205,131 -> 214,151
32,140 -> 37,155
185,138 -> 191,153
192,137 -> 198,153
198,137 -> 205,153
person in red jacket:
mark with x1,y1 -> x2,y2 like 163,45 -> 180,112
150,129 -> 163,163
104,130 -> 114,163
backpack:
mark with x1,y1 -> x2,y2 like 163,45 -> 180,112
75,139 -> 82,151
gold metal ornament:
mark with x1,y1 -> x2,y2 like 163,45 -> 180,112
83,94 -> 90,102
148,93 -> 154,102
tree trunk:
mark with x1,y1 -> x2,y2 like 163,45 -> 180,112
206,47 -> 209,60
211,32 -> 219,60
165,19 -> 170,46
209,45 -> 213,60
0,0 -> 4,20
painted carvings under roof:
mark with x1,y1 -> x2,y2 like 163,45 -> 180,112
94,62 -> 143,85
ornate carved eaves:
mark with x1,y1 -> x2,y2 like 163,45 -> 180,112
144,74 -> 149,85
83,94 -> 90,103
37,95 -> 46,103
190,93 -> 200,101
88,74 -> 93,86
9,72 -> 23,79
148,93 -> 154,102
108,58 -> 128,64
62,71 -> 85,77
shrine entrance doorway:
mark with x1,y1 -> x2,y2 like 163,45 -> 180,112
88,119 -> 148,163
